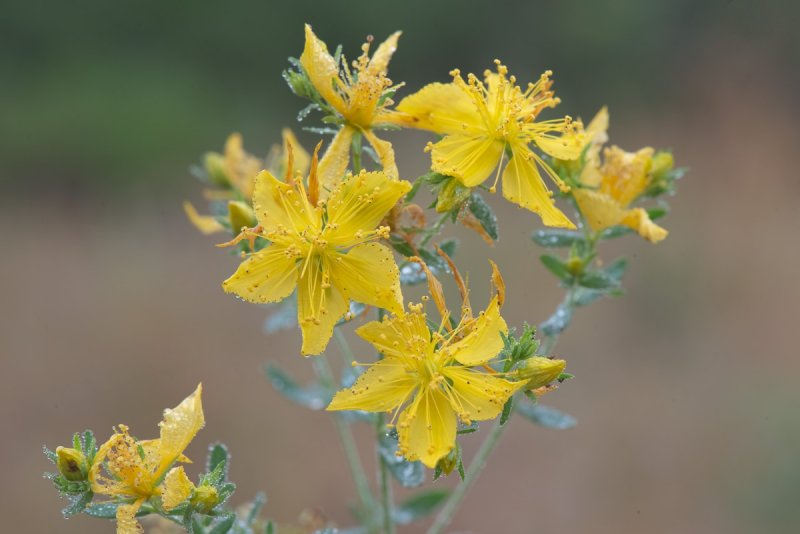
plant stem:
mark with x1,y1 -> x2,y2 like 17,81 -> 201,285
311,353 -> 376,523
376,413 -> 395,534
419,212 -> 449,248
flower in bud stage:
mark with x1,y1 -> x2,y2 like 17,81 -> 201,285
191,485 -> 220,513
56,446 -> 88,482
516,357 -> 567,390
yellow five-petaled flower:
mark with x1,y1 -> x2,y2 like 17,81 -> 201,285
327,292 -> 524,468
571,108 -> 668,243
300,24 -> 406,193
89,384 -> 205,534
396,61 -> 583,228
222,151 -> 410,355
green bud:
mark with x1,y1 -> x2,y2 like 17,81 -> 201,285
435,446 -> 459,477
516,357 -> 567,390
435,178 -> 471,213
56,446 -> 87,482
204,152 -> 230,187
650,151 -> 674,178
191,485 -> 220,513
228,200 -> 257,233
566,256 -> 583,276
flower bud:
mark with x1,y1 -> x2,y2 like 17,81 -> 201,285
191,485 -> 220,513
516,357 -> 566,390
435,178 -> 471,213
56,446 -> 87,482
228,200 -> 257,233
650,151 -> 674,178
566,256 -> 583,276
204,152 -> 230,187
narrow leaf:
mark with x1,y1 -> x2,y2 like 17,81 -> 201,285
532,229 -> 585,248
265,364 -> 331,410
540,255 -> 571,281
516,401 -> 577,429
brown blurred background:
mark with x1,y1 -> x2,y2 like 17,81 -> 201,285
3,1 -> 799,532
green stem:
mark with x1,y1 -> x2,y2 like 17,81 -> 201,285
376,413 -> 395,534
311,353 -> 376,524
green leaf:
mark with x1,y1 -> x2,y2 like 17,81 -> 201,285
246,492 -> 267,527
265,364 -> 331,411
205,443 -> 230,483
540,255 -> 571,281
84,502 -> 119,519
207,513 -> 236,534
389,237 -> 416,257
516,401 -> 577,429
216,482 -> 237,507
405,176 -> 424,202
263,295 -> 298,334
83,430 -> 97,462
62,490 -> 93,517
540,303 -> 573,336
43,445 -> 57,464
265,520 -> 275,534
499,396 -> 514,426
393,489 -> 449,525
439,238 -> 458,258
532,229 -> 585,248
598,225 -> 632,240
457,422 -> 479,435
379,433 -> 425,487
578,271 -> 618,290
468,192 -> 498,240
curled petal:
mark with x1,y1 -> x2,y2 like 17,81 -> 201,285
300,24 -> 347,115
362,129 -> 399,180
446,297 -> 507,366
161,466 -> 195,511
183,202 -> 224,235
317,127 -> 355,195
573,188 -> 667,243
502,147 -> 575,229
157,384 -> 204,479
116,498 -> 145,534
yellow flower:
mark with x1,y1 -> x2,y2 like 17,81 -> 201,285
88,384 -> 205,534
571,109 -> 667,243
222,152 -> 410,355
300,24 -> 405,191
396,61 -> 583,228
327,291 -> 524,468
184,129 -> 310,235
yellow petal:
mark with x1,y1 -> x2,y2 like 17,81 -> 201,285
327,358 -> 417,412
621,207 -> 669,243
599,146 -> 654,207
297,257 -> 349,355
534,131 -> 585,160
586,106 -> 609,145
183,201 -> 224,235
398,387 -> 457,468
116,498 -> 145,534
446,297 -> 507,366
430,134 -> 504,187
366,31 -> 402,77
222,245 -> 300,304
157,384 -> 204,479
300,24 -> 347,115
330,243 -> 403,314
442,367 -> 523,422
161,466 -> 195,511
251,170 -> 320,234
325,171 -> 410,246
356,312 -> 431,360
317,126 -> 354,195
396,82 -> 482,134
361,128 -> 399,180
502,147 -> 576,229
572,188 -> 625,232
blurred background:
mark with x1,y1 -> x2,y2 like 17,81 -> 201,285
3,1 -> 799,532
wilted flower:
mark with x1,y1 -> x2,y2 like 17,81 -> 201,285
88,384 -> 205,534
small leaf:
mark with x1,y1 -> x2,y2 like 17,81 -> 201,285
205,443 -> 230,483
468,192 -> 498,240
265,364 -> 331,410
393,489 -> 449,525
43,445 -> 57,464
598,225 -> 632,240
578,271 -> 618,290
62,490 -> 93,517
207,513 -> 236,534
439,238 -> 458,258
540,303 -> 573,336
379,433 -> 425,488
516,401 -> 577,429
246,492 -> 267,527
456,422 -> 478,435
499,396 -> 514,426
84,502 -> 119,519
540,255 -> 571,281
532,229 -> 585,248
265,520 -> 275,534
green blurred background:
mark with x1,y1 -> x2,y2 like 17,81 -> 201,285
3,1 -> 799,532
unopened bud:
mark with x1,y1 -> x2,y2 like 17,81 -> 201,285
516,357 -> 566,390
228,200 -> 257,233
650,151 -> 674,178
566,256 -> 583,276
56,446 -> 87,482
204,152 -> 230,187
435,178 -> 471,213
191,485 -> 220,513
